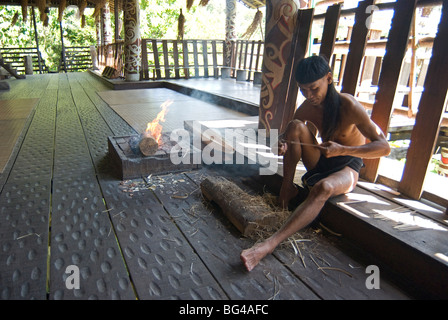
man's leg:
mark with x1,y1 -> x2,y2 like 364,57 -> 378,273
278,120 -> 320,208
241,166 -> 359,272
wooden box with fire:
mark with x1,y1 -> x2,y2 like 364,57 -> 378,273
107,99 -> 201,179
107,133 -> 201,180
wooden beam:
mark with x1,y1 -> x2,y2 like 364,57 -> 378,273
182,40 -> 190,79
212,40 -> 218,78
399,0 -> 448,199
141,39 -> 149,80
319,3 -> 341,61
173,40 -> 180,79
362,0 -> 418,182
162,40 -> 170,78
31,7 -> 42,73
152,40 -> 161,79
280,8 -> 314,134
202,40 -> 209,77
340,0 -> 373,95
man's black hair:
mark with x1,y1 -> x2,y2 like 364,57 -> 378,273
295,55 -> 340,141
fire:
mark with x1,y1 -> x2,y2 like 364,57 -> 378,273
145,99 -> 173,145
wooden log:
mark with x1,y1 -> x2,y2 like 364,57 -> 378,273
139,134 -> 158,156
200,176 -> 278,237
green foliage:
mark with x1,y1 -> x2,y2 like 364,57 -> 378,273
1,0 -> 265,69
1,5 -> 97,70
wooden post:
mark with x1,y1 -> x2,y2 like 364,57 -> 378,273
182,40 -> 190,79
162,40 -> 170,78
362,0 -> 418,182
408,14 -> 417,117
58,21 -> 67,73
193,40 -> 199,77
24,55 -> 33,75
399,1 -> 448,199
224,0 -> 237,68
141,39 -> 149,79
173,40 -> 180,79
258,0 -> 307,135
280,9 -> 314,132
31,7 -> 42,74
202,40 -> 209,77
123,0 -> 141,81
340,0 -> 373,95
114,0 -> 120,41
319,3 -> 341,62
152,40 -> 161,79
212,40 -> 218,78
102,3 -> 113,67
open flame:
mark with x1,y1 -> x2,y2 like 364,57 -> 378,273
145,99 -> 173,146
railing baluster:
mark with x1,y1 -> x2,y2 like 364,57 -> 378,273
173,40 -> 180,79
202,40 -> 209,78
141,39 -> 149,80
193,40 -> 199,77
212,40 -> 218,78
152,40 -> 161,79
162,40 -> 170,79
182,40 -> 190,79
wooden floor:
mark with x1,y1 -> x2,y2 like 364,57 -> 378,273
0,98 -> 38,173
0,73 -> 414,301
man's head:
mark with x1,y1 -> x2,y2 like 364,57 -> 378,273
295,55 -> 333,106
295,55 -> 340,141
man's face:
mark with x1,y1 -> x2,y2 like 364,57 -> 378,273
298,72 -> 332,106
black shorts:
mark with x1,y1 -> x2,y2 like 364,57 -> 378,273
301,155 -> 364,188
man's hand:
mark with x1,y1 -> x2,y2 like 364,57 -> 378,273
318,141 -> 345,158
277,139 -> 288,156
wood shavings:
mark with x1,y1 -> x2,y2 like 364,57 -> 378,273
16,232 -> 41,240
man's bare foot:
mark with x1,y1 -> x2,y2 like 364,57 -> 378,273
278,183 -> 299,209
240,241 -> 275,271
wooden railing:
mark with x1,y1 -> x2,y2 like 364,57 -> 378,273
140,39 -> 264,81
97,41 -> 124,77
0,47 -> 47,74
64,46 -> 93,72
230,40 -> 264,80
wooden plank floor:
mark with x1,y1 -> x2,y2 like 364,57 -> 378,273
0,73 -> 412,301
0,98 -> 39,173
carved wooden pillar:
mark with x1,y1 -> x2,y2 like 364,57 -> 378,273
102,3 -> 113,46
102,3 -> 113,67
224,0 -> 237,67
123,0 -> 141,81
258,0 -> 303,135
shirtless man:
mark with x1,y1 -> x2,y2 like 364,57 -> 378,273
240,55 -> 390,272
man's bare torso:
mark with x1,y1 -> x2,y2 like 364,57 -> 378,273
294,92 -> 366,147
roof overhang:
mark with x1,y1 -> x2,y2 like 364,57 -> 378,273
0,0 -> 97,8
238,0 -> 266,9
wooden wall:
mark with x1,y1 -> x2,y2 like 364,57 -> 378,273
258,0 -> 448,202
